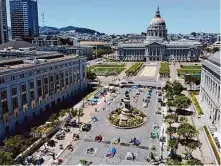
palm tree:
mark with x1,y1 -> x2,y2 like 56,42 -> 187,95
70,108 -> 83,124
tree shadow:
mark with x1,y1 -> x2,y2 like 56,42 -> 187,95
176,109 -> 193,116
179,138 -> 199,146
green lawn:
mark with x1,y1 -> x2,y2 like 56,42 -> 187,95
181,65 -> 202,69
89,63 -> 125,76
94,67 -> 124,72
94,64 -> 125,68
177,65 -> 202,78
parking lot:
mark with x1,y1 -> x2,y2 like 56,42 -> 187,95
62,87 -> 164,165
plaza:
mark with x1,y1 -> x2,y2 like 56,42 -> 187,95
61,87 -> 164,165
139,66 -> 157,77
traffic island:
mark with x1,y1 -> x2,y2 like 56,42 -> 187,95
107,107 -> 147,129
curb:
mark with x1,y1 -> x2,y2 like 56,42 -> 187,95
106,117 -> 147,129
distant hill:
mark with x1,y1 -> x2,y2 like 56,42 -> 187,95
39,26 -> 104,35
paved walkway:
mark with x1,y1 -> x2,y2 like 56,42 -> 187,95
184,91 -> 215,164
139,66 -> 157,77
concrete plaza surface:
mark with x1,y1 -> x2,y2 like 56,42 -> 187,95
62,88 -> 164,165
33,93 -> 109,165
139,66 -> 157,77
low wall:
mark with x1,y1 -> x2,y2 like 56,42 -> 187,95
107,117 -> 147,129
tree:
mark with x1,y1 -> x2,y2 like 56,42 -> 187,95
87,68 -> 97,81
0,150 -> 13,165
59,109 -> 69,117
164,114 -> 178,127
31,127 -> 42,138
3,135 -> 25,156
184,75 -> 195,90
212,47 -> 220,53
177,123 -> 199,140
179,117 -> 188,123
70,108 -> 84,123
167,100 -> 174,111
164,81 -> 173,93
186,158 -> 203,165
70,108 -> 77,118
165,89 -> 174,101
168,139 -> 178,157
166,126 -> 176,138
166,159 -> 182,165
48,113 -> 59,126
191,32 -> 196,37
185,141 -> 201,158
172,81 -> 183,95
173,95 -> 191,110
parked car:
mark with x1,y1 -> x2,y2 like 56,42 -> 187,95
82,124 -> 92,132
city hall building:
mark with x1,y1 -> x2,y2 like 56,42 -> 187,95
0,53 -> 87,140
115,7 -> 202,61
200,51 -> 220,125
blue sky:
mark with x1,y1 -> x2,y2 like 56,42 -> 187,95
7,0 -> 220,34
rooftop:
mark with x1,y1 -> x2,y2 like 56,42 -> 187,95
207,51 -> 220,66
167,39 -> 202,46
80,41 -> 110,46
0,54 -> 84,75
0,39 -> 36,50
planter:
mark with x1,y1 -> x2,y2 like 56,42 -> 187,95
188,92 -> 203,116
203,126 -> 220,165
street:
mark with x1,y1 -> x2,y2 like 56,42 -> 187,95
62,87 -> 163,165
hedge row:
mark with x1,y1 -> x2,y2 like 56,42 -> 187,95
94,64 -> 125,68
203,126 -> 221,165
181,65 -> 202,69
189,92 -> 203,115
125,62 -> 143,76
159,62 -> 170,77
177,69 -> 201,74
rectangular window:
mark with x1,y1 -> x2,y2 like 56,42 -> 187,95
21,85 -> 26,92
1,91 -> 7,99
2,101 -> 8,114
11,88 -> 17,96
12,98 -> 18,108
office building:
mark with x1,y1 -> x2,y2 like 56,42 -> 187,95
0,0 -> 8,44
0,53 -> 87,140
115,7 -> 202,61
200,51 -> 220,126
9,0 -> 39,39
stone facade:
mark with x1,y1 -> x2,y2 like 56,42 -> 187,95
0,55 -> 88,140
115,7 -> 202,62
200,51 -> 220,125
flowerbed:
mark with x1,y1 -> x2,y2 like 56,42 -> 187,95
203,126 -> 221,165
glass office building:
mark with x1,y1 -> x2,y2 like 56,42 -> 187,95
9,0 -> 39,39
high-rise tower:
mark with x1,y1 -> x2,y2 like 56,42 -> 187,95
0,0 -> 8,44
9,0 -> 39,39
